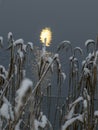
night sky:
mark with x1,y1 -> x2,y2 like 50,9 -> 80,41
0,0 -> 98,51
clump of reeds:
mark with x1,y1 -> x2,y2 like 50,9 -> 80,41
0,33 -> 98,130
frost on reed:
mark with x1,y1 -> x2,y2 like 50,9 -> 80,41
0,33 -> 98,130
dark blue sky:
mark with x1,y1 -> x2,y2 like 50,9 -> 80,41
0,0 -> 98,51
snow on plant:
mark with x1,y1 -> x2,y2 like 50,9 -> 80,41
8,32 -> 13,41
61,88 -> 90,130
62,114 -> 84,130
0,36 -> 3,48
34,112 -> 53,130
14,39 -> 24,46
15,119 -> 22,130
0,96 -> 14,121
15,78 -> 33,116
0,33 -> 98,130
57,40 -> 71,52
27,42 -> 33,51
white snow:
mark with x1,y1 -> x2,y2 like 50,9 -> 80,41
2,97 -> 14,121
82,60 -> 86,66
8,32 -> 13,40
62,114 -> 83,130
0,65 -> 6,73
65,97 -> 83,120
85,39 -> 95,47
0,36 -> 3,47
22,69 -> 26,78
83,88 -> 90,101
61,72 -> 66,81
34,119 -> 40,130
94,111 -> 98,117
47,57 -> 54,72
69,56 -> 73,61
0,97 -> 14,121
34,113 -> 48,130
73,58 -> 78,62
41,45 -> 46,57
22,44 -> 27,52
0,65 -> 8,77
39,115 -> 47,128
0,103 -> 9,120
65,105 -> 76,120
16,78 -> 33,98
15,78 -> 33,114
57,40 -> 71,51
83,67 -> 90,76
14,39 -> 24,46
83,100 -> 87,110
15,119 -> 22,130
27,42 -> 33,50
0,117 -> 2,129
69,96 -> 83,108
54,53 -> 59,59
74,47 -> 83,55
47,57 -> 53,63
0,74 -> 6,80
15,64 -> 17,75
17,49 -> 24,62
